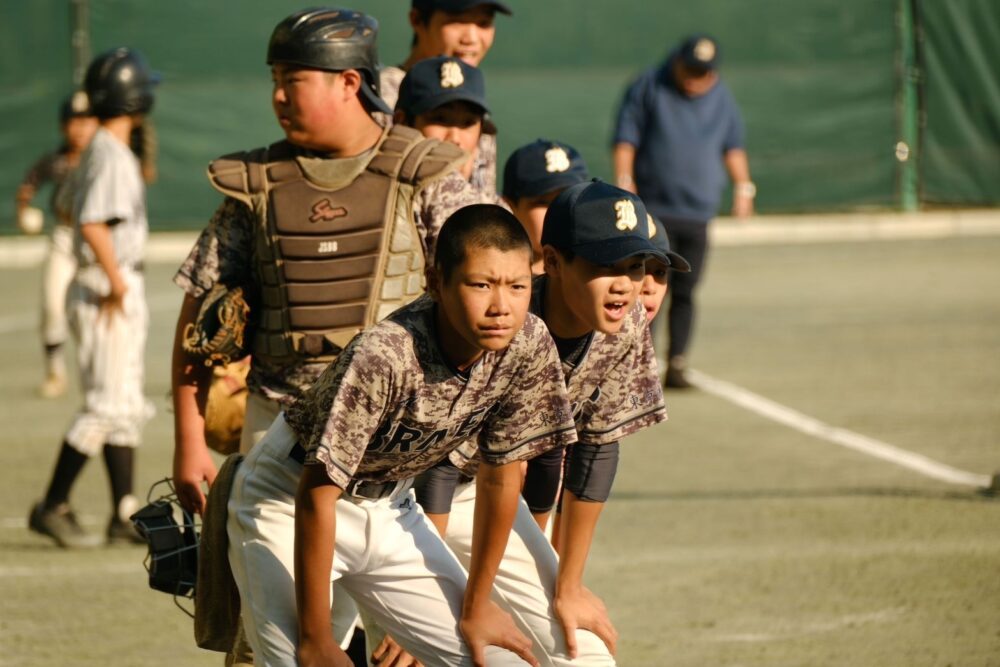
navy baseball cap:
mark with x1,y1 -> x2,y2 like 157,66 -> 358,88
396,56 -> 490,119
59,90 -> 93,123
412,0 -> 513,16
677,34 -> 720,72
502,139 -> 590,201
647,214 -> 691,272
542,179 -> 668,266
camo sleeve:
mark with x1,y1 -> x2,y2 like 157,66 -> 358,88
576,305 -> 666,445
478,314 -> 577,466
173,196 -> 255,299
412,170 -> 496,261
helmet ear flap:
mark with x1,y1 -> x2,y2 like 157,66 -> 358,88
130,479 -> 200,616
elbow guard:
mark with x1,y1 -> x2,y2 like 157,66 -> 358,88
563,442 -> 619,503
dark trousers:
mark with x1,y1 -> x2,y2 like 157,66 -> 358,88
662,218 -> 709,359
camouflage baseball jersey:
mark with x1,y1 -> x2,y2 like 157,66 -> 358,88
285,294 -> 577,489
174,155 -> 487,405
448,274 -> 666,470
381,65 -> 498,197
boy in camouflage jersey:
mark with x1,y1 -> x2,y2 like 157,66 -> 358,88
226,204 -> 575,666
380,0 -> 512,195
395,56 -> 500,201
414,181 -> 683,664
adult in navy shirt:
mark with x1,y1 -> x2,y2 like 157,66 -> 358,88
612,34 -> 755,388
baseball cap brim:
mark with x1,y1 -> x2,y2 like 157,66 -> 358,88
360,81 -> 393,114
648,249 -> 692,273
572,236 -> 669,267
416,0 -> 513,15
511,172 -> 588,200
405,91 -> 489,119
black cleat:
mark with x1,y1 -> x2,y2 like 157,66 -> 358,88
29,501 -> 103,549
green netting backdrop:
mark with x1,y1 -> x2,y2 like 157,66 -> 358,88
1,0 -> 997,232
918,0 -> 1000,206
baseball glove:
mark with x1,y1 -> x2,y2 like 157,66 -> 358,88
182,283 -> 253,367
204,359 -> 250,456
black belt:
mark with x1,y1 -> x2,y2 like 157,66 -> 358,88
288,442 -> 398,500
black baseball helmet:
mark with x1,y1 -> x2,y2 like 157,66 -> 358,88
84,47 -> 159,119
267,8 -> 391,114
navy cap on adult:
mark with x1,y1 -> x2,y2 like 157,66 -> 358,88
502,139 -> 590,201
677,33 -> 720,72
647,214 -> 692,272
412,0 -> 513,16
397,56 -> 490,118
542,179 -> 668,266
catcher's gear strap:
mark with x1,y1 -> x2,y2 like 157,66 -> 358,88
562,441 -> 620,504
204,125 -> 465,208
194,453 -> 244,652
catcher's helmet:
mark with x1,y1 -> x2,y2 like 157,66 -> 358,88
84,47 -> 159,119
130,479 -> 200,616
267,7 -> 391,113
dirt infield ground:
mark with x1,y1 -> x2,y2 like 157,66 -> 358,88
1,227 -> 998,666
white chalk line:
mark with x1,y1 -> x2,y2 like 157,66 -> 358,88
687,369 -> 991,488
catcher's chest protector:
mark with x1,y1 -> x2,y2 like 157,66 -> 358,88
207,126 -> 464,362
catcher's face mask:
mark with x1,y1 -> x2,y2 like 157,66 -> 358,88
130,479 -> 200,616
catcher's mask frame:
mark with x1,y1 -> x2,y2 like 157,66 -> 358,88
130,478 -> 201,617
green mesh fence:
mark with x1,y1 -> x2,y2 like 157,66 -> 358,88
1,0 -> 996,233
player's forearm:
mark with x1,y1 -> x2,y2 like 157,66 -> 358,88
15,183 -> 36,209
79,222 -> 125,291
464,461 -> 521,613
295,465 -> 342,643
555,490 -> 605,594
171,294 -> 212,452
612,143 -> 637,191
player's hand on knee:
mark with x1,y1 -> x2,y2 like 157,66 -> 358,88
460,600 -> 538,667
554,585 -> 618,658
298,637 -> 353,667
371,633 -> 423,667
172,446 -> 217,515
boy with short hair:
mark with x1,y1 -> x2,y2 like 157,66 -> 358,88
227,204 -> 576,666
414,180 -> 679,665
29,48 -> 159,548
501,139 -> 590,274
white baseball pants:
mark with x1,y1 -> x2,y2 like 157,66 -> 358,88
40,224 -> 76,346
63,265 -> 152,455
227,415 -> 528,666
443,482 -> 617,666
237,392 -> 360,651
